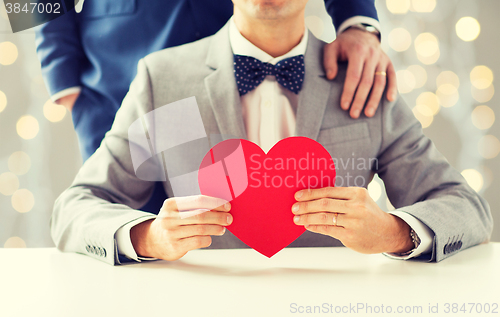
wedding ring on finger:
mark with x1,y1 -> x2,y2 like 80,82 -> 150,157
333,212 -> 338,227
375,71 -> 387,76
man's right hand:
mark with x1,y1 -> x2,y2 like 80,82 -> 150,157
130,195 -> 232,261
55,92 -> 80,112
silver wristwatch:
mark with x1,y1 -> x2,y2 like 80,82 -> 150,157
345,23 -> 381,41
396,229 -> 421,256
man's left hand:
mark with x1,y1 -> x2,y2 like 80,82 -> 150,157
323,28 -> 397,119
292,187 -> 414,254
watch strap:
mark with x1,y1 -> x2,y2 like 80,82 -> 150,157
393,228 -> 421,257
345,23 -> 381,41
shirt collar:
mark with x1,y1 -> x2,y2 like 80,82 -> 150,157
229,16 -> 308,65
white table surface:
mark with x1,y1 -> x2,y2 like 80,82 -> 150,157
1,244 -> 499,317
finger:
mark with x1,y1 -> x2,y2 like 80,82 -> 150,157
340,55 -> 364,110
292,198 -> 349,215
295,187 -> 360,202
385,62 -> 398,102
176,210 -> 233,226
162,195 -> 231,213
172,224 -> 226,240
294,212 -> 346,228
349,56 -> 378,118
323,42 -> 340,80
305,224 -> 346,240
364,65 -> 388,117
177,235 -> 212,252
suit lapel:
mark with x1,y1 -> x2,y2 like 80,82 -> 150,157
295,32 -> 331,141
204,24 -> 248,140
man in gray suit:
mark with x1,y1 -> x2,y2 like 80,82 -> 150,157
52,0 -> 493,265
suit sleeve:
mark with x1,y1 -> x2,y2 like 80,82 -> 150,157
376,95 -> 493,262
324,0 -> 379,32
51,59 -> 159,265
35,10 -> 84,97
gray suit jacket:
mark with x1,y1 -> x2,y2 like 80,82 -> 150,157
52,24 -> 493,265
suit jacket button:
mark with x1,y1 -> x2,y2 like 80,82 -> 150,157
451,242 -> 457,252
458,241 -> 462,250
102,248 -> 107,257
443,244 -> 448,254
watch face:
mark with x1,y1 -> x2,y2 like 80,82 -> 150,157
357,24 -> 380,38
411,229 -> 421,246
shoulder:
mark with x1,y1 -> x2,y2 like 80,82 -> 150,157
142,36 -> 213,78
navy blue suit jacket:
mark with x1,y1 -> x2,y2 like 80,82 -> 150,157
35,0 -> 378,160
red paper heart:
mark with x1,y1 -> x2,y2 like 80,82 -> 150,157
198,137 -> 336,257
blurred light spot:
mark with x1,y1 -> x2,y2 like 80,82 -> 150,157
437,83 -> 458,95
437,71 -> 460,89
407,65 -> 427,88
388,28 -> 412,52
16,115 -> 40,140
43,99 -> 66,122
386,198 -> 395,211
415,35 -> 439,57
471,105 -> 495,130
0,172 -> 20,196
470,65 -> 494,90
436,85 -> 459,108
416,92 -> 440,115
471,84 -> 495,103
456,17 -> 480,42
415,33 -> 440,64
478,135 -> 500,159
4,237 -> 26,248
0,41 -> 18,65
412,104 -> 434,128
8,151 -> 31,175
461,169 -> 483,192
12,189 -> 35,213
397,70 -> 416,94
305,16 -> 324,39
0,90 -> 6,113
386,0 -> 410,14
368,181 -> 382,202
411,0 -> 436,12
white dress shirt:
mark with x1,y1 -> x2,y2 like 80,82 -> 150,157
115,18 -> 433,262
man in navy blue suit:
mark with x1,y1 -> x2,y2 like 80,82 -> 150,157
35,0 -> 396,212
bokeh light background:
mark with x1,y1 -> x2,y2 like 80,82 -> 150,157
0,0 -> 499,248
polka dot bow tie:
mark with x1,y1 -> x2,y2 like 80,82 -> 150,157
233,54 -> 305,96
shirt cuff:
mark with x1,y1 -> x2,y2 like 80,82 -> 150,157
384,211 -> 434,260
115,216 -> 158,262
336,16 -> 381,35
51,86 -> 82,103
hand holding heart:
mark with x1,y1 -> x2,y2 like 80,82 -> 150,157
292,187 -> 415,254
130,195 -> 232,261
